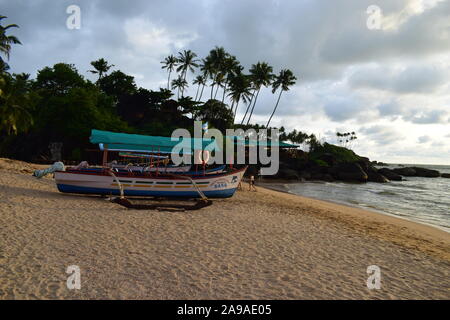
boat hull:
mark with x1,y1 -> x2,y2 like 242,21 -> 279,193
54,167 -> 246,198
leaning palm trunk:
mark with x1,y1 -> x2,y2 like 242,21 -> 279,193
221,82 -> 228,105
199,84 -> 205,102
194,83 -> 200,101
232,100 -> 239,124
246,88 -> 261,125
240,89 -> 256,125
167,70 -> 172,89
214,85 -> 220,99
266,89 -> 283,127
181,70 -> 187,97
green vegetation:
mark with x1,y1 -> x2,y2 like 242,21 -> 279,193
1,16 -> 360,166
309,142 -> 361,164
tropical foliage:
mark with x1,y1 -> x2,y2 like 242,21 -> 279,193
1,16 -> 319,163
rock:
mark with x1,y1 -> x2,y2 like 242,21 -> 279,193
276,168 -> 300,180
391,166 -> 440,178
371,160 -> 389,166
330,162 -> 368,182
441,173 -> 450,178
310,172 -> 335,182
411,167 -> 440,178
316,153 -> 337,167
357,158 -> 370,172
367,171 -> 389,183
299,171 -> 312,180
393,167 -> 417,176
321,173 -> 335,182
378,168 -> 403,181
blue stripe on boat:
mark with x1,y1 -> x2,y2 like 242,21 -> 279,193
56,184 -> 236,198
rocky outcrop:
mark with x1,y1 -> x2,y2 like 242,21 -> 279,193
275,167 -> 300,180
366,167 -> 389,183
411,167 -> 440,178
330,162 -> 368,182
393,167 -> 417,176
310,172 -> 335,182
299,171 -> 311,180
378,168 -> 403,181
441,173 -> 450,178
392,166 -> 441,178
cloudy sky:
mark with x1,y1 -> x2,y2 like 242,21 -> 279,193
2,0 -> 450,164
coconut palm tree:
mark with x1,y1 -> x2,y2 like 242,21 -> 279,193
176,50 -> 198,95
0,58 -> 9,73
221,55 -> 242,105
193,74 -> 206,101
228,73 -> 252,123
205,46 -> 228,99
160,54 -> 178,89
89,58 -> 114,81
0,73 -> 33,135
266,69 -> 297,127
171,75 -> 188,99
198,59 -> 211,101
240,80 -> 256,125
0,16 -> 21,61
213,72 -> 225,99
245,62 -> 274,125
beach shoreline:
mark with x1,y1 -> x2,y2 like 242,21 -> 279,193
0,158 -> 449,299
258,180 -> 450,234
255,183 -> 450,260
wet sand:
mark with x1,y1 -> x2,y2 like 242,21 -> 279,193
0,158 -> 449,299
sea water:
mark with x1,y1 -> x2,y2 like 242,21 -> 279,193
276,164 -> 450,232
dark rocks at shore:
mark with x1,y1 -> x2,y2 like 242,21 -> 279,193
371,160 -> 389,166
310,172 -> 335,182
378,168 -> 403,181
274,168 -> 301,180
329,162 -> 368,182
392,166 -> 440,178
411,167 -> 440,178
441,173 -> 450,178
392,167 -> 417,176
366,167 -> 390,183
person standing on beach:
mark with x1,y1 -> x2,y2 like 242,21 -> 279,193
248,175 -> 257,192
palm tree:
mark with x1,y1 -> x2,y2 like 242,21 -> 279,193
176,50 -> 199,95
198,59 -> 211,100
240,80 -> 256,125
171,75 -> 188,99
245,62 -> 274,125
0,58 -> 9,73
266,69 -> 297,127
0,16 -> 21,61
228,73 -> 252,123
0,73 -> 33,135
193,75 -> 206,101
213,73 -> 225,99
221,55 -> 241,104
89,58 -> 114,81
205,47 -> 228,99
160,54 -> 178,89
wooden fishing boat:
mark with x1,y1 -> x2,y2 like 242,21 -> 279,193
54,166 -> 246,198
52,129 -> 246,199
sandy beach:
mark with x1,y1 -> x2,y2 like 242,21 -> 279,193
0,158 -> 449,299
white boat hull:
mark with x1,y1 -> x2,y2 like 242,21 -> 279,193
54,167 -> 246,198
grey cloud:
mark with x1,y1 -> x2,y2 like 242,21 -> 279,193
360,125 -> 405,145
404,109 -> 449,124
418,135 -> 431,144
349,65 -> 448,94
320,0 -> 450,64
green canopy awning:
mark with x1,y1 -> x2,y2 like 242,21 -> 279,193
225,135 -> 299,148
90,129 -> 219,154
